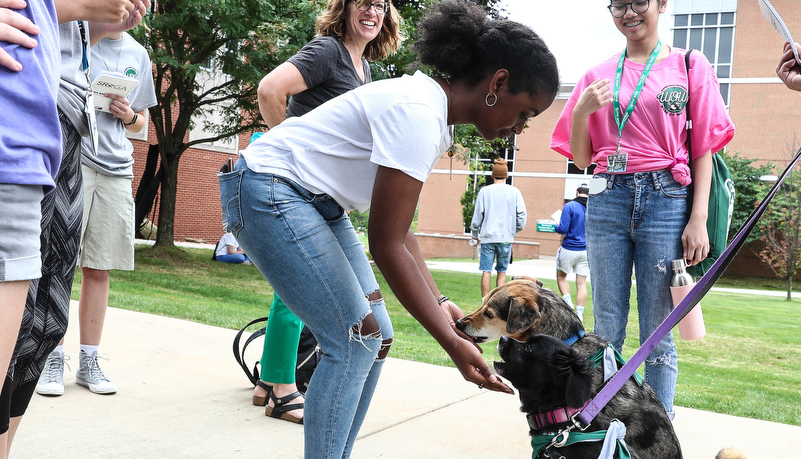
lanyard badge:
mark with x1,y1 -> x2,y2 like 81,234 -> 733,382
609,40 -> 662,173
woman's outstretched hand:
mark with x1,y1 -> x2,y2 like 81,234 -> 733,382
449,337 -> 513,394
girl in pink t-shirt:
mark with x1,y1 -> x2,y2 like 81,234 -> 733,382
549,0 -> 734,419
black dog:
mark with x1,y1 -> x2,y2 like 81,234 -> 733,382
459,278 -> 682,458
495,334 -> 642,459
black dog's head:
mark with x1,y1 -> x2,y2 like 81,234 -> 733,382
494,334 -> 594,416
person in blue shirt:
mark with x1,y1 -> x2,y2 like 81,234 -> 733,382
554,183 -> 589,321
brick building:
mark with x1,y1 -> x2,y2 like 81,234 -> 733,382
415,0 -> 801,277
129,0 -> 800,276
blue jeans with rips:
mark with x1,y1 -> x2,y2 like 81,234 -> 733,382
219,159 -> 392,458
586,170 -> 686,418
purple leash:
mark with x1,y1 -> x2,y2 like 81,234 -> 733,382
576,147 -> 801,428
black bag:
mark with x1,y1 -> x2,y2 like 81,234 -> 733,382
233,316 -> 321,394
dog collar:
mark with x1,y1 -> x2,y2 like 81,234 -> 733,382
527,400 -> 590,431
562,329 -> 586,346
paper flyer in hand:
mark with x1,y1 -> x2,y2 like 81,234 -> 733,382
757,0 -> 801,65
90,71 -> 139,113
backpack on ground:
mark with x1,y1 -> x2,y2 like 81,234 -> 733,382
232,316 -> 320,394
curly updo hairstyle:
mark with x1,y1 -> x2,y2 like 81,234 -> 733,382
413,0 -> 559,97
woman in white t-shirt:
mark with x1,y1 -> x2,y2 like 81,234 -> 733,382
214,233 -> 251,264
218,1 -> 559,457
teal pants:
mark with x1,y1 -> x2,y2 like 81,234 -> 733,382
259,293 -> 304,384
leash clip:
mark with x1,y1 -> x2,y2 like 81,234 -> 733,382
570,411 -> 590,431
547,426 -> 573,449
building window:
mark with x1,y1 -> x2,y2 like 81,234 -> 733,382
672,10 -> 736,105
188,58 -> 240,154
566,160 -> 596,176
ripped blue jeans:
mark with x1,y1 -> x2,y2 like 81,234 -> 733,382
586,170 -> 685,418
219,159 -> 392,458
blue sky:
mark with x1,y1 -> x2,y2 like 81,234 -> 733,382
501,0 -> 675,83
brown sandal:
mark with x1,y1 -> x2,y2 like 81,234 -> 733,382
252,380 -> 272,406
265,390 -> 304,424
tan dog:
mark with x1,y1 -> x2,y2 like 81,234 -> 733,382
456,276 -> 573,344
458,277 -> 684,459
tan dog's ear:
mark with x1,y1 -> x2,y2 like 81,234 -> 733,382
506,297 -> 541,334
510,276 -> 544,288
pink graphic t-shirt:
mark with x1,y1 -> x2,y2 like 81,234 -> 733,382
550,47 -> 735,185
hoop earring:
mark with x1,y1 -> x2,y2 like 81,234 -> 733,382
485,93 -> 498,107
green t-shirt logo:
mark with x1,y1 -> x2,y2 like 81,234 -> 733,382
124,67 -> 138,79
657,85 -> 688,115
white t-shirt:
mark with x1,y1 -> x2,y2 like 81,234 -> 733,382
215,232 -> 240,257
241,71 -> 454,213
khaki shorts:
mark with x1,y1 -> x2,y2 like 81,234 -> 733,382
0,184 -> 44,281
79,165 -> 134,271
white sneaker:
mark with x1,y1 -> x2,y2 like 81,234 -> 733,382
36,351 -> 69,396
576,306 -> 585,323
76,350 -> 118,394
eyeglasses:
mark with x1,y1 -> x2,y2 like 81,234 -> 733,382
352,0 -> 388,15
607,0 -> 650,18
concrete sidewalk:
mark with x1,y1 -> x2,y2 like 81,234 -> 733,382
11,302 -> 800,458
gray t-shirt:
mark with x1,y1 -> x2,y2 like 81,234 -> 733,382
58,21 -> 90,137
80,33 -> 157,177
286,36 -> 371,119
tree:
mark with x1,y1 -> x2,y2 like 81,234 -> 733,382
722,150 -> 774,243
136,0 -> 323,247
757,167 -> 801,300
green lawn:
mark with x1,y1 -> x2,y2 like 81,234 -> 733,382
72,245 -> 801,426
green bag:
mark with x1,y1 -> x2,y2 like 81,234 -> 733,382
687,154 -> 735,277
684,50 -> 735,278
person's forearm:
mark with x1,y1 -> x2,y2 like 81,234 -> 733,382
689,152 -> 712,221
569,115 -> 593,170
403,229 -> 441,298
123,109 -> 147,133
371,238 -> 458,352
56,0 -> 130,25
257,90 -> 287,128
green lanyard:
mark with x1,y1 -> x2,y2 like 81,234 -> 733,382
612,40 -> 662,153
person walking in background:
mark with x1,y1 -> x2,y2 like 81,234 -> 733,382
777,41 -> 801,91
550,0 -> 734,418
247,0 -> 402,425
469,158 -> 527,300
219,0 -> 559,455
35,27 -> 157,397
554,183 -> 589,322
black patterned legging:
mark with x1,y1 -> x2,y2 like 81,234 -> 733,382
0,109 -> 83,430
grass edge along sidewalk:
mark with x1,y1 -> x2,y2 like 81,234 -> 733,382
70,245 -> 801,427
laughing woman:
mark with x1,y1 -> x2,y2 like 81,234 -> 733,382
219,1 -> 559,457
